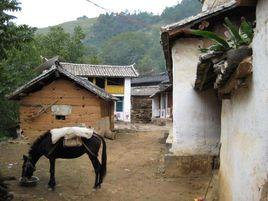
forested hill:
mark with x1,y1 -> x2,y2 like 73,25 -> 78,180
36,0 -> 202,74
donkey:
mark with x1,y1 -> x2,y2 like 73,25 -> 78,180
21,131 -> 107,190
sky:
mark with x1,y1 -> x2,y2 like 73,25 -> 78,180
11,0 -> 180,28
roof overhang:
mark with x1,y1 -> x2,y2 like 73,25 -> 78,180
150,84 -> 172,98
160,0 -> 257,82
7,66 -> 117,101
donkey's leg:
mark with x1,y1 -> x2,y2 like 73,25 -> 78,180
88,154 -> 102,189
48,158 -> 56,190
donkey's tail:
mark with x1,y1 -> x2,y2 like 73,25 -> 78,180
98,134 -> 107,180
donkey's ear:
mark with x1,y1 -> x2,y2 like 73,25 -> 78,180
23,155 -> 28,161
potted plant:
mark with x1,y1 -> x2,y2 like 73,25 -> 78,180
187,17 -> 253,52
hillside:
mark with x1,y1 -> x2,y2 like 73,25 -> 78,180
36,0 -> 202,74
36,16 -> 97,35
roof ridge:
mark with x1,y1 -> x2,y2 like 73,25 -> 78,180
61,62 -> 134,68
131,63 -> 139,77
60,62 -> 139,78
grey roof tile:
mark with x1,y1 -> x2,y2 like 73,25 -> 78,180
131,72 -> 169,86
61,62 -> 139,78
131,85 -> 160,96
7,66 -> 117,101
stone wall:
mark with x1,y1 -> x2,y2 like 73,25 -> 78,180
219,1 -> 268,200
131,96 -> 152,123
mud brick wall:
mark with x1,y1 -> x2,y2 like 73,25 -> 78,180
19,79 -> 114,140
131,96 -> 152,123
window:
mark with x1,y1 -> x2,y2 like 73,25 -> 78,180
107,78 -> 124,85
88,77 -> 94,83
116,97 -> 124,112
55,115 -> 66,120
161,93 -> 166,109
95,78 -> 105,88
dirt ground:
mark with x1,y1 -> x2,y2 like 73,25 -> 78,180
0,126 -> 212,201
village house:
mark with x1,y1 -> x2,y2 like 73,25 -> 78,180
161,0 -> 268,200
7,65 -> 117,140
60,62 -> 139,122
37,59 -> 139,122
131,72 -> 168,123
150,81 -> 172,123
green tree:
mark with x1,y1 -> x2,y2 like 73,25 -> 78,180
100,32 -> 151,67
0,0 -> 38,137
69,26 -> 86,62
161,0 -> 202,23
35,25 -> 89,63
0,0 -> 36,59
35,26 -> 72,61
100,29 -> 165,74
0,42 -> 41,135
91,12 -> 160,46
137,55 -> 155,74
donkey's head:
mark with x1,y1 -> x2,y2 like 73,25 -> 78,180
21,155 -> 36,179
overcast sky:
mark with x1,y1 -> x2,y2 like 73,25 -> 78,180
11,0 -> 180,28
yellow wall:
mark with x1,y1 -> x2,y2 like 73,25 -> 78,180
105,79 -> 124,94
105,85 -> 124,94
89,77 -> 124,94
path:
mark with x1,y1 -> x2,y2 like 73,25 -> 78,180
0,129 -> 211,201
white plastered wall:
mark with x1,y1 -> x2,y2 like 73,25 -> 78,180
123,78 -> 131,122
171,38 -> 221,156
219,1 -> 268,200
152,96 -> 160,118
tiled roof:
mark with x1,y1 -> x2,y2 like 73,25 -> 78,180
131,72 -> 169,86
61,62 -> 139,78
35,56 -> 59,72
7,66 -> 117,101
150,84 -> 172,98
160,0 -> 240,82
161,1 -> 237,33
131,85 -> 160,96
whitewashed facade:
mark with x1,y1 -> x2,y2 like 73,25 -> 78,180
219,1 -> 268,200
171,38 -> 221,155
114,78 -> 131,122
152,92 -> 170,119
161,0 -> 257,177
151,88 -> 172,120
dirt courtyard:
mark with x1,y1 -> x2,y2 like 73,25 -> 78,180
0,127 -> 212,201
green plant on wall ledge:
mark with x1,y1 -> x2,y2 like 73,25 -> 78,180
187,17 -> 254,53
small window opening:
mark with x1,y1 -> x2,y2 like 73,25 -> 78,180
95,78 -> 105,88
88,77 -> 94,83
107,78 -> 124,85
55,115 -> 66,120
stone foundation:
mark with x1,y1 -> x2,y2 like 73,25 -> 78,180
164,154 -> 218,177
151,118 -> 172,126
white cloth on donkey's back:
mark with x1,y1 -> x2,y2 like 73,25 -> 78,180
50,127 -> 94,144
